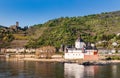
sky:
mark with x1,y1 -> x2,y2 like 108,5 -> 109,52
0,0 -> 120,27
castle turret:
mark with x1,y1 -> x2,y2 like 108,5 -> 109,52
16,21 -> 19,27
75,37 -> 86,49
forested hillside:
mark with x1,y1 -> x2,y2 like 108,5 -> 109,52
26,11 -> 120,48
1,11 -> 120,48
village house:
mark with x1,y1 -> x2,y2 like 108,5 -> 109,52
1,48 -> 36,54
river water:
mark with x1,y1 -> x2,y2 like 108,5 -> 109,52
0,58 -> 120,78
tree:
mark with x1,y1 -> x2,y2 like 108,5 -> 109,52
35,46 -> 56,59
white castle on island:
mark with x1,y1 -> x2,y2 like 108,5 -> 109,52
64,37 -> 98,60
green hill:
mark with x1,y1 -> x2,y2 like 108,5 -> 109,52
26,11 -> 120,48
1,11 -> 120,48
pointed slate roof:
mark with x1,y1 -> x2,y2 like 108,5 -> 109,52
75,37 -> 84,42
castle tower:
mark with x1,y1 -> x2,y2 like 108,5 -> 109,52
75,37 -> 86,49
16,21 -> 19,27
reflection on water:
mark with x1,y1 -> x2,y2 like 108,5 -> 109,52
64,63 -> 120,78
64,63 -> 84,78
1,58 -> 120,78
112,65 -> 117,78
0,58 -> 64,78
64,63 -> 98,78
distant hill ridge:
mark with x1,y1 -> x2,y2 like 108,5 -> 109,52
0,25 -> 8,28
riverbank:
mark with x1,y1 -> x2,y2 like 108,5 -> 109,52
20,58 -> 120,65
2,54 -> 120,65
22,58 -> 65,62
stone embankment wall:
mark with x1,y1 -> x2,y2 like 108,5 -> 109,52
84,55 -> 99,61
